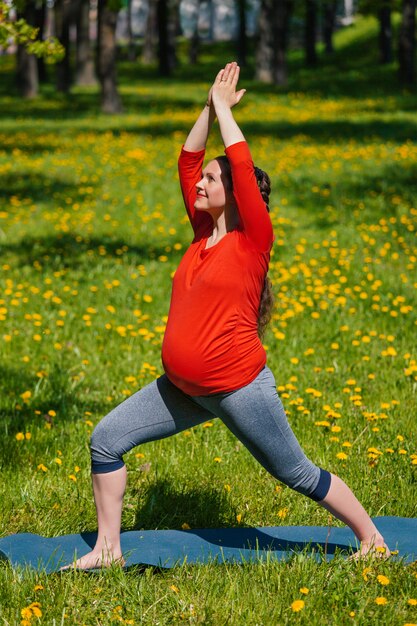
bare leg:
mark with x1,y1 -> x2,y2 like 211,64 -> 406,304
61,466 -> 127,570
320,473 -> 390,558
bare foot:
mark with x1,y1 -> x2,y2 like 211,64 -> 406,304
60,548 -> 125,571
349,534 -> 391,561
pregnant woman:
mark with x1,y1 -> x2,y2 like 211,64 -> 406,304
65,62 -> 389,569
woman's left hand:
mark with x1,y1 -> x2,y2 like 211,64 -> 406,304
212,62 -> 246,110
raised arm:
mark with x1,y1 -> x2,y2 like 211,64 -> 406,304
179,72 -> 224,235
212,63 -> 273,252
183,69 -> 224,152
211,62 -> 246,148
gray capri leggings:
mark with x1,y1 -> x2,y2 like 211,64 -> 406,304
90,365 -> 331,501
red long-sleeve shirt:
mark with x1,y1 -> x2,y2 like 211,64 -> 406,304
161,141 -> 274,396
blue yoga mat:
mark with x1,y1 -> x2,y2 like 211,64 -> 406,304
0,517 -> 415,573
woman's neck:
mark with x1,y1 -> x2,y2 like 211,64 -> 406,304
209,205 -> 240,242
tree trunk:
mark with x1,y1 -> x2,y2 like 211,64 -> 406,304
97,0 -> 123,113
398,0 -> 416,84
35,0 -> 48,82
305,0 -> 317,67
76,0 -> 97,85
255,0 -> 293,85
127,0 -> 136,61
323,0 -> 337,54
16,1 -> 39,98
55,0 -> 73,92
156,0 -> 179,76
378,4 -> 392,64
167,0 -> 180,72
237,0 -> 247,67
157,0 -> 169,75
189,0 -> 200,65
142,0 -> 158,64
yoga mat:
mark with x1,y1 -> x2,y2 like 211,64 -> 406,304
0,517 -> 415,573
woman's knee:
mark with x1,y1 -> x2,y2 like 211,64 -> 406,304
90,417 -> 125,474
278,459 -> 331,501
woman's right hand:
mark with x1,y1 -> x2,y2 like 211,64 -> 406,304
207,64 -> 245,109
211,62 -> 246,111
206,68 -> 224,108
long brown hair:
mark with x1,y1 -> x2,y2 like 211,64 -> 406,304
216,156 -> 274,340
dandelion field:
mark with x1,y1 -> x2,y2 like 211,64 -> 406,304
1,17 -> 417,626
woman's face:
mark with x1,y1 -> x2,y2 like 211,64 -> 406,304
194,159 -> 231,214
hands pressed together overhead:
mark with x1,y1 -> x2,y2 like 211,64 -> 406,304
207,61 -> 246,111
183,61 -> 246,152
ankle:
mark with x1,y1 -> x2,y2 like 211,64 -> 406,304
360,532 -> 385,546
94,538 -> 121,554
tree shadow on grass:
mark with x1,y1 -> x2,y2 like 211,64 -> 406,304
0,232 -> 183,272
0,171 -> 83,203
133,479 -> 236,530
0,362 -> 109,438
281,159 -> 417,229
2,112 -> 415,144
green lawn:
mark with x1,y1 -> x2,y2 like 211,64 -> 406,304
0,15 -> 416,626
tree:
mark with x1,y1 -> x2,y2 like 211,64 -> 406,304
142,0 -> 158,64
323,0 -> 337,54
188,0 -> 200,65
97,0 -> 123,112
156,0 -> 180,76
16,0 -> 40,98
255,0 -> 293,85
398,0 -> 416,84
359,0 -> 395,64
157,0 -> 169,74
75,0 -> 97,85
0,0 -> 64,98
236,0 -> 247,67
304,0 -> 317,67
126,0 -> 136,61
54,0 -> 75,92
378,1 -> 393,63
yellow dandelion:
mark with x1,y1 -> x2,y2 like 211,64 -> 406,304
29,603 -> 42,618
408,599 -> 417,606
377,575 -> 390,585
299,587 -> 309,595
375,597 -> 388,605
21,607 -> 32,620
336,452 -> 348,460
15,432 -> 25,441
291,599 -> 305,612
362,567 -> 371,581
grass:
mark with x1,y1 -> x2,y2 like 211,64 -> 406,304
0,14 -> 417,626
